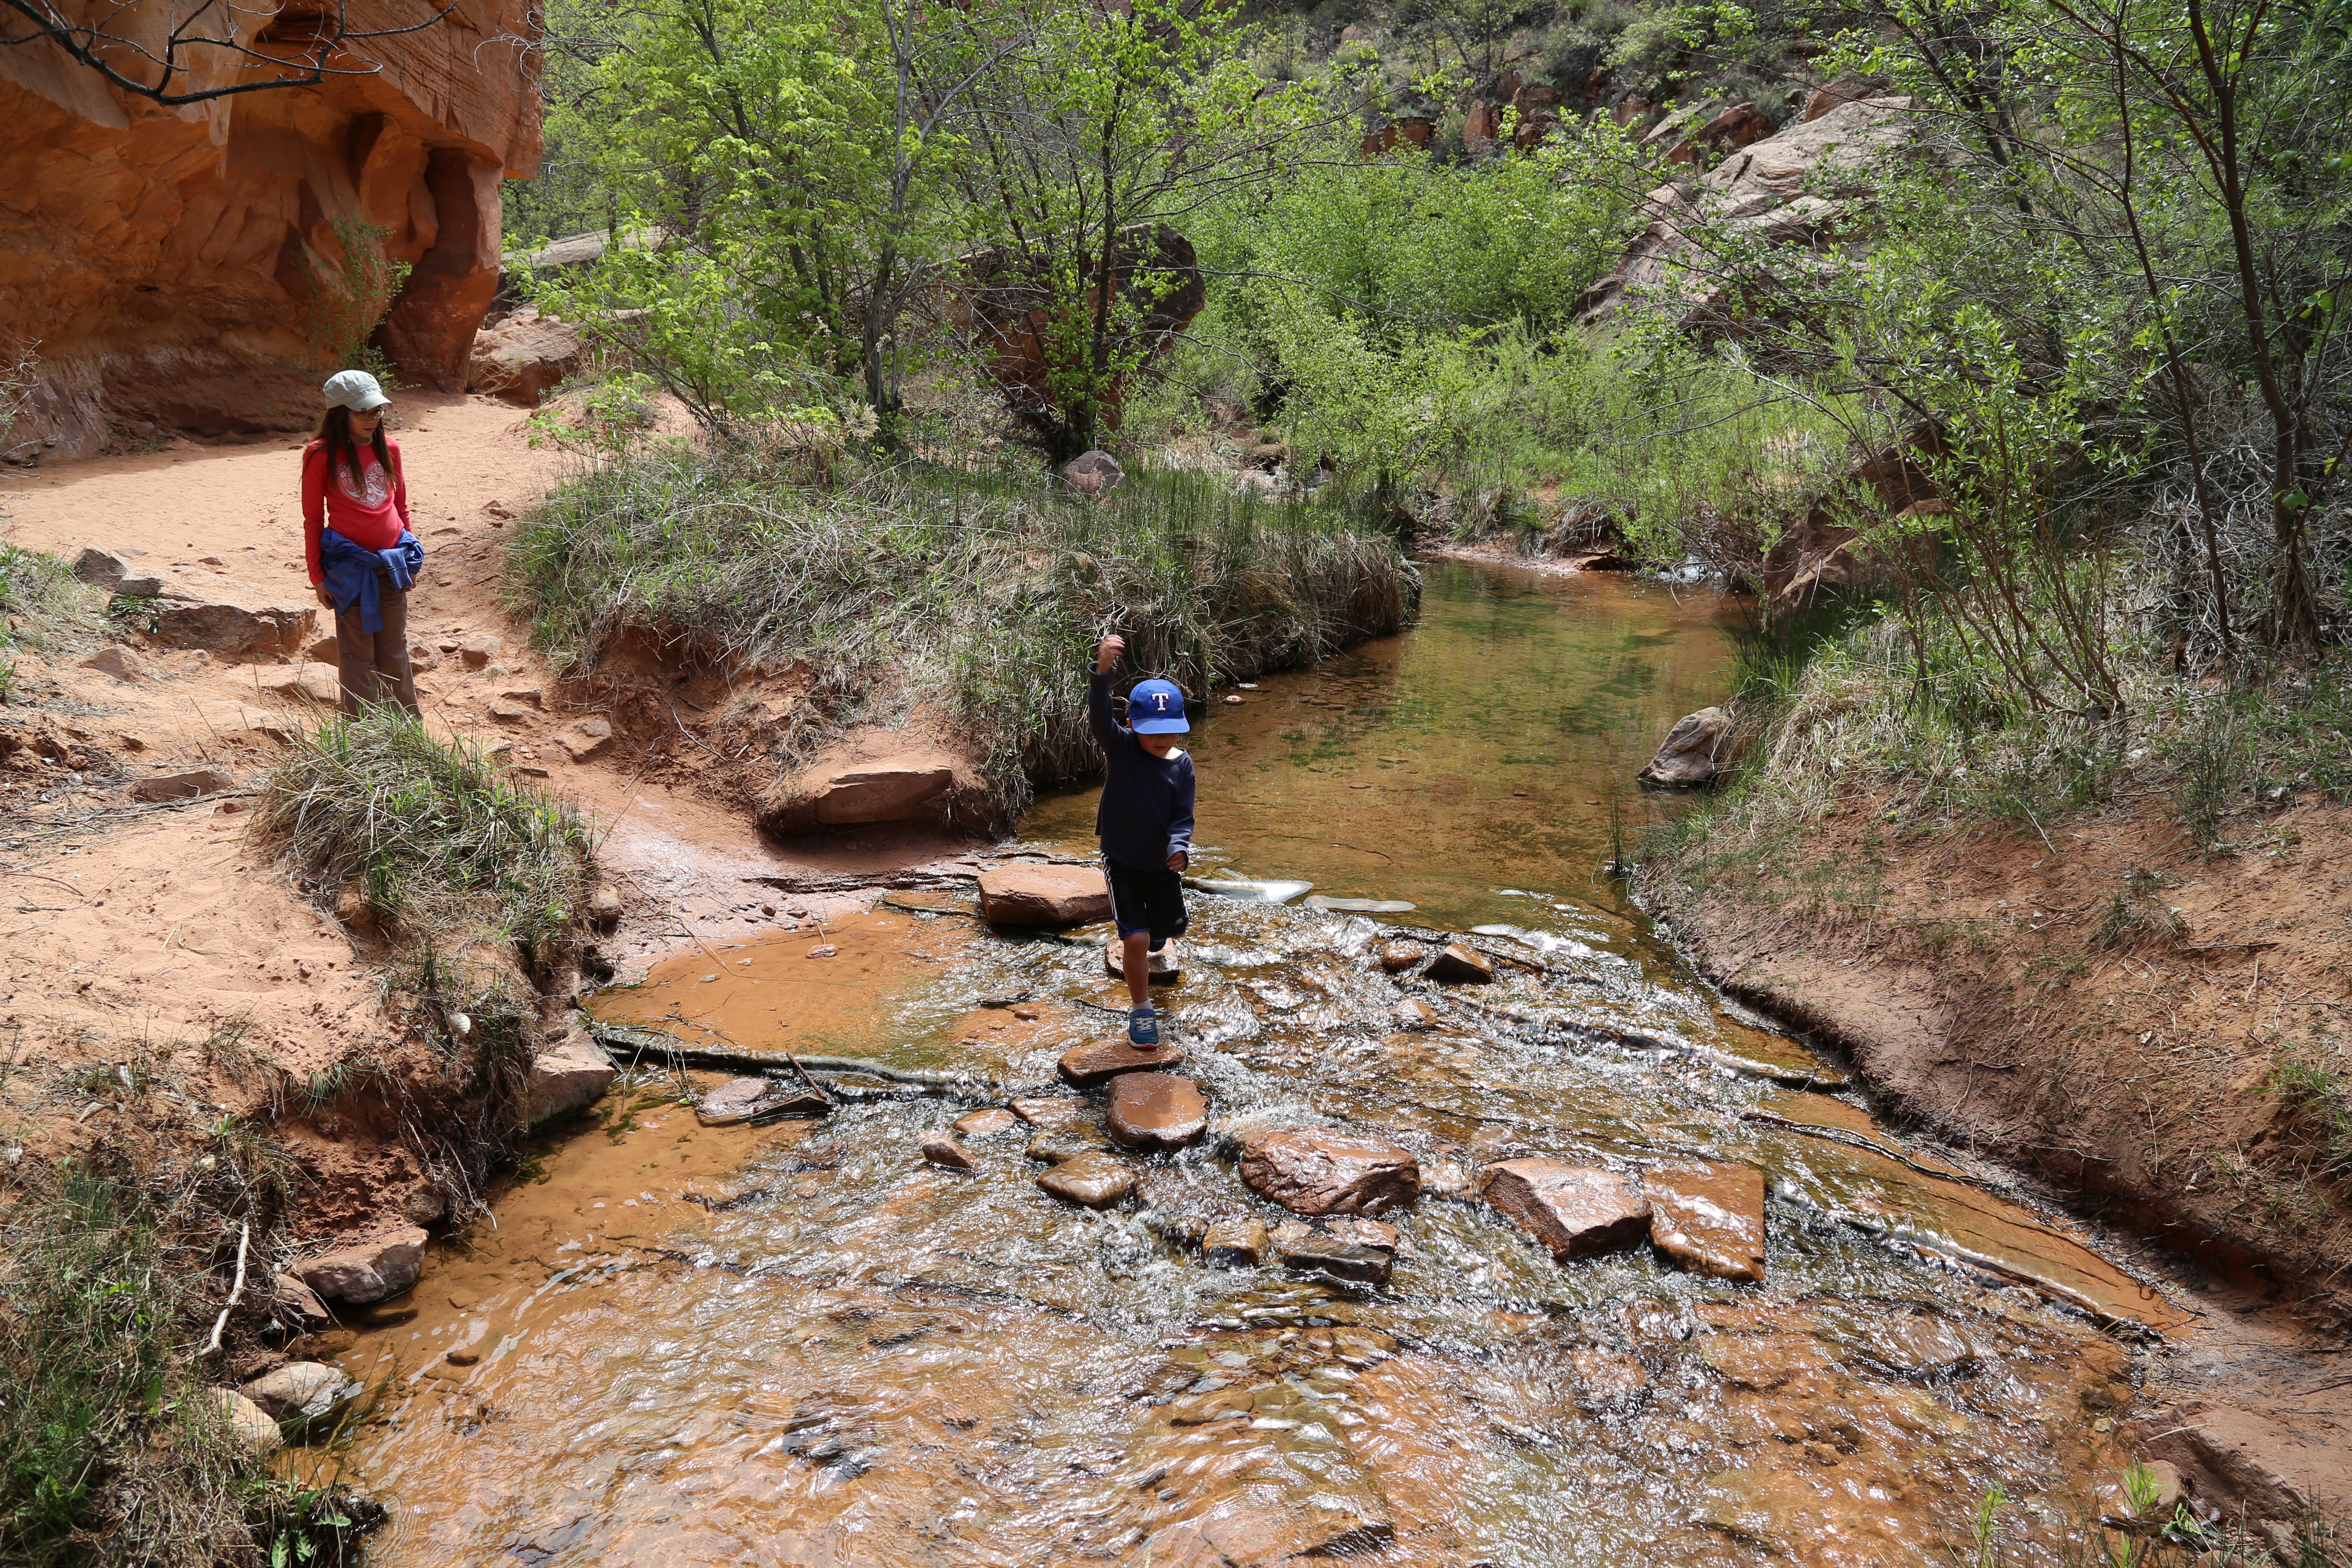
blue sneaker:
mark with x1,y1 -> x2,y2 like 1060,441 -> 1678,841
1127,1007 -> 1160,1047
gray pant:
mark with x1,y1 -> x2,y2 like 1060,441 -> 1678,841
334,576 -> 420,717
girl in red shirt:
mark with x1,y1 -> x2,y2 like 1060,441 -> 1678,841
303,370 -> 424,716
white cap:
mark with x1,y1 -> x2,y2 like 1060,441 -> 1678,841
321,369 -> 391,412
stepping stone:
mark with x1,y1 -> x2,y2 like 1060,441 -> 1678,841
1104,940 -> 1183,983
977,864 -> 1111,925
1377,941 -> 1422,973
1201,1215 -> 1268,1268
1645,1161 -> 1767,1283
1238,1128 -> 1420,1217
1010,1096 -> 1089,1128
296,1226 -> 426,1304
1106,1072 -> 1207,1150
1026,1130 -> 1101,1164
952,1107 -> 1020,1139
1479,1160 -> 1649,1261
1058,1037 -> 1186,1088
1036,1152 -> 1135,1208
1425,942 -> 1494,984
920,1132 -> 975,1171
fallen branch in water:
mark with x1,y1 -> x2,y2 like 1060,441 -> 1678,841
586,1019 -> 1024,1103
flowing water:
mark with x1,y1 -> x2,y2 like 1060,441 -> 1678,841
333,560 -> 2190,1567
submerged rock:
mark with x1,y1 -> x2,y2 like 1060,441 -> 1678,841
1239,1128 -> 1421,1217
1010,1096 -> 1090,1129
1201,1215 -> 1269,1268
1105,1072 -> 1207,1150
1638,706 -> 1731,788
695,1076 -> 783,1126
952,1107 -> 1020,1139
1036,1152 -> 1136,1208
1270,1218 -> 1399,1285
1304,895 -> 1418,913
1058,1037 -> 1186,1088
1425,942 -> 1494,984
1480,1160 -> 1650,1261
296,1226 -> 427,1305
1186,873 -> 1313,904
1027,1130 -> 1099,1164
920,1131 -> 976,1171
1645,1161 -> 1767,1283
978,864 -> 1112,925
1392,998 -> 1442,1030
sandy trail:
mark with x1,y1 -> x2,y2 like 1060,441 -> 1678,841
0,393 -> 975,1209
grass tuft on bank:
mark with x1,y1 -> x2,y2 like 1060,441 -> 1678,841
251,707 -> 595,949
505,448 -> 1418,811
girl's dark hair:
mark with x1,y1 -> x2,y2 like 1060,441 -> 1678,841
312,405 -> 392,485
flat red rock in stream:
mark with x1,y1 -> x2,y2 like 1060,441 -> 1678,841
1106,1072 -> 1207,1150
1010,1096 -> 1090,1128
952,1107 -> 1020,1139
977,864 -> 1111,925
1238,1128 -> 1421,1216
1480,1160 -> 1651,1261
1646,1161 -> 1767,1283
1058,1038 -> 1186,1088
1269,1217 -> 1401,1284
1035,1151 -> 1136,1208
920,1132 -> 975,1171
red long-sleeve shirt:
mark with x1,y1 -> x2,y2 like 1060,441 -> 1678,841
302,438 -> 410,584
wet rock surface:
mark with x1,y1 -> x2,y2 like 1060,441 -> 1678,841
1239,1128 -> 1421,1216
1480,1160 -> 1651,1261
1105,1072 -> 1208,1150
525,1033 -> 617,1128
1059,1037 -> 1187,1088
1646,1161 -> 1768,1283
1424,941 -> 1494,983
297,1226 -> 427,1305
1639,704 -> 1734,788
1036,1151 -> 1137,1208
978,864 -> 1112,925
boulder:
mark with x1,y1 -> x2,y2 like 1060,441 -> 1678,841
201,1388 -> 284,1457
801,755 -> 956,827
270,1272 -> 334,1329
1645,1161 -> 1767,1283
1480,1160 -> 1651,1261
241,1361 -> 360,1425
920,1132 -> 976,1171
466,308 -> 585,406
296,1226 -> 428,1305
1638,706 -> 1733,789
72,547 -> 159,597
263,663 -> 343,706
1577,95 -> 1919,328
131,768 -> 234,802
78,646 -> 145,682
1058,1037 -> 1186,1088
558,720 -> 614,763
952,1107 -> 1020,1139
1105,1072 -> 1207,1151
1425,943 -> 1494,984
1665,100 -> 1772,165
1803,77 -> 1885,122
1238,1128 -> 1420,1217
524,1032 -> 616,1128
1036,1151 -> 1136,1208
978,864 -> 1112,925
1201,1215 -> 1268,1268
153,585 -> 315,659
1063,450 -> 1125,496
1269,1218 -> 1398,1285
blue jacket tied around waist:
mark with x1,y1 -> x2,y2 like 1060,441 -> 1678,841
1089,667 -> 1196,870
319,526 -> 424,635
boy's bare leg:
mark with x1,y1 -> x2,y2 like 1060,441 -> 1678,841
1123,931 -> 1152,1011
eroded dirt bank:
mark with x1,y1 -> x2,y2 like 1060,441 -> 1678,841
1639,787 -> 2352,1528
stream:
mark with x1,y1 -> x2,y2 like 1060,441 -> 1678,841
332,558 -> 2191,1567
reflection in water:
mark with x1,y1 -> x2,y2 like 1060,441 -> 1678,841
337,561 -> 2181,1567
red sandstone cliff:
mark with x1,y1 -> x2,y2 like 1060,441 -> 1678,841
0,0 -> 541,453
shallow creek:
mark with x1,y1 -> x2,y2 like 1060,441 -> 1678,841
336,560 -> 2194,1567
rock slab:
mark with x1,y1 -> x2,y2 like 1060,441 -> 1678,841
1106,1072 -> 1207,1150
131,768 -> 233,802
1201,1215 -> 1268,1268
1239,1128 -> 1421,1217
1058,1038 -> 1186,1089
1036,1151 -> 1136,1208
1645,1161 -> 1767,1283
1480,1160 -> 1651,1261
153,584 -> 315,659
297,1226 -> 428,1305
979,864 -> 1112,925
525,1032 -> 616,1128
953,1107 -> 1020,1139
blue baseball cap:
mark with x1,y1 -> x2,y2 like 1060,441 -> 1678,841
1128,678 -> 1189,733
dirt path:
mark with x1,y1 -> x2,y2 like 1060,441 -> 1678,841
0,392 -> 978,1227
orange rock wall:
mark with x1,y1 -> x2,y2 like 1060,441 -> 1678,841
0,0 -> 540,453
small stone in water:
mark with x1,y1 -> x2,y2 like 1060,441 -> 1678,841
1037,1152 -> 1136,1208
761,903 -> 777,916
446,1349 -> 478,1366
921,1132 -> 975,1171
953,1107 -> 1020,1139
1378,942 -> 1422,973
1425,943 -> 1494,984
1202,1216 -> 1268,1268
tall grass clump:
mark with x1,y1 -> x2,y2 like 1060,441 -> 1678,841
505,448 -> 1418,813
0,1145 -> 375,1566
250,707 -> 595,949
0,544 -> 101,701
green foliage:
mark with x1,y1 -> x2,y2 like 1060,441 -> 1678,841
296,215 -> 410,374
0,543 -> 102,700
504,447 -> 1416,811
250,708 -> 596,948
2269,1034 -> 2352,1180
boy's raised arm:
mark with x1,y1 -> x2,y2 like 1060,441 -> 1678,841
1089,634 -> 1124,745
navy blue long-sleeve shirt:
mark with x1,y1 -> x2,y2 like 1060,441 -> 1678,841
1089,668 -> 1196,871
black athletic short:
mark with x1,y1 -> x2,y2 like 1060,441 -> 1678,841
1104,857 -> 1188,946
